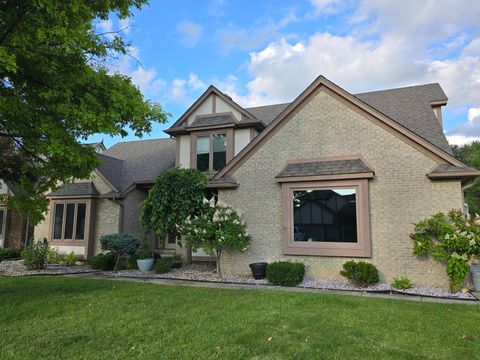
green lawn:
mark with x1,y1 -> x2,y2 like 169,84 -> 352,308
0,277 -> 479,360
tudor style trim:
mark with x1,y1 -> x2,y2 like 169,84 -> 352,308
213,76 -> 464,181
190,128 -> 235,172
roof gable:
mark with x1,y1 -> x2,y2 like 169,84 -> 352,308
213,75 -> 463,180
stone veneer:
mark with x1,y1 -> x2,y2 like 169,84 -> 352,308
218,90 -> 462,289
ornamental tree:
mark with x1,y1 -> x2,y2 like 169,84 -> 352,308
141,168 -> 207,258
178,198 -> 251,277
100,233 -> 141,271
411,210 -> 480,291
0,1 -> 168,224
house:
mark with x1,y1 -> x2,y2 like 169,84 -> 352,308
0,180 -> 33,249
34,75 -> 479,288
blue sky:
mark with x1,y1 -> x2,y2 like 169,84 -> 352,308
89,0 -> 480,147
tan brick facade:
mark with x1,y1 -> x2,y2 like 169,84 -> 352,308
218,90 -> 462,289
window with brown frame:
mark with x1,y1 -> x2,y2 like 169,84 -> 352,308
51,201 -> 89,242
192,130 -> 233,172
282,179 -> 371,257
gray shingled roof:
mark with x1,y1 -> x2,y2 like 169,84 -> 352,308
98,138 -> 176,192
49,182 -> 99,197
189,114 -> 236,128
276,158 -> 373,178
245,84 -> 452,155
246,103 -> 290,125
429,163 -> 478,174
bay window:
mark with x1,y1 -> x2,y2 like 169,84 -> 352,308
51,200 -> 90,242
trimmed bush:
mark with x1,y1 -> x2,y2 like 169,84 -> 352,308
340,260 -> 379,287
154,258 -> 173,274
88,252 -> 116,271
63,252 -> 77,266
100,234 -> 141,271
21,242 -> 49,270
266,261 -> 305,286
392,276 -> 413,290
0,248 -> 22,262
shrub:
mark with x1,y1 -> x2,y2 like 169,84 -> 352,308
266,261 -> 305,286
88,252 -> 116,271
392,276 -> 413,290
0,248 -> 22,262
47,248 -> 61,264
170,254 -> 183,269
154,258 -> 172,274
178,197 -> 251,277
62,252 -> 77,266
100,234 -> 141,271
126,255 -> 138,270
21,242 -> 49,270
136,241 -> 154,260
411,210 -> 480,291
340,260 -> 379,287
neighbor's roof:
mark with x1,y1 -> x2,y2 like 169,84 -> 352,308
276,158 -> 373,179
49,182 -> 99,197
97,138 -> 176,192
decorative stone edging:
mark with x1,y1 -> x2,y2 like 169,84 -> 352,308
0,260 -> 98,277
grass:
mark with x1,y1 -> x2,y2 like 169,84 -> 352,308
0,276 -> 479,359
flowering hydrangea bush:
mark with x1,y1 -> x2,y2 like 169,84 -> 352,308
411,210 -> 480,291
178,197 -> 251,276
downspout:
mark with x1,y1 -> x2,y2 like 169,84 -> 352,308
461,178 -> 476,215
23,216 -> 29,248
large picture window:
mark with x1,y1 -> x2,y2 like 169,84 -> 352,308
51,201 -> 88,242
282,179 -> 371,257
293,188 -> 357,243
193,130 -> 232,172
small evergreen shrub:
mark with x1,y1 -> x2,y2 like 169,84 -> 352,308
170,254 -> 183,269
21,242 -> 49,270
62,252 -> 77,266
340,260 -> 379,287
266,261 -> 305,286
0,248 -> 22,262
88,252 -> 116,271
126,255 -> 138,270
100,234 -> 141,271
391,276 -> 413,290
154,258 -> 173,274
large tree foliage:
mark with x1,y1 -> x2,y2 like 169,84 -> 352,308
0,0 -> 167,224
451,142 -> 480,215
141,168 -> 208,242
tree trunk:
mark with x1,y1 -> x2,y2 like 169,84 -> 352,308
216,249 -> 222,278
114,254 -> 121,272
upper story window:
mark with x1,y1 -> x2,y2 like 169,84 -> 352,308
193,130 -> 232,172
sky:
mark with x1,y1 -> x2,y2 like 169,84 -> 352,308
88,0 -> 480,148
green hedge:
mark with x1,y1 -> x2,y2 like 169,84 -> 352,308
0,248 -> 22,262
267,261 -> 305,286
88,252 -> 116,271
340,260 -> 379,287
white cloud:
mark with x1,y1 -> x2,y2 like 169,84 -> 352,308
188,73 -> 206,91
447,135 -> 480,146
308,0 -> 346,17
447,107 -> 480,144
177,21 -> 203,47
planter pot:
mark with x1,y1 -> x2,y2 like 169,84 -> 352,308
249,262 -> 268,280
137,258 -> 154,273
472,265 -> 480,291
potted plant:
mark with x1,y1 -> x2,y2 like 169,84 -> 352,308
249,262 -> 268,280
136,242 -> 155,273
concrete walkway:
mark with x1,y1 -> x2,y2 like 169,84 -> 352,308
70,272 -> 479,305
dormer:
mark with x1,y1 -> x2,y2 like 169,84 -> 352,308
165,86 -> 265,171
430,99 -> 448,128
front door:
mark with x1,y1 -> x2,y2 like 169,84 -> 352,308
0,206 -> 7,248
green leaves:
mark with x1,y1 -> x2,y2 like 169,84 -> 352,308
0,0 -> 167,223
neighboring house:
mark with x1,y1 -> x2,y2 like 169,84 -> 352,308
34,75 -> 480,288
86,141 -> 107,154
0,180 -> 33,249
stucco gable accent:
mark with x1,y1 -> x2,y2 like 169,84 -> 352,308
167,86 -> 258,131
213,75 -> 464,181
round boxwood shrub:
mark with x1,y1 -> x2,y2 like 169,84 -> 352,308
154,257 -> 173,274
100,233 -> 141,271
88,252 -> 116,271
266,261 -> 305,286
340,260 -> 379,287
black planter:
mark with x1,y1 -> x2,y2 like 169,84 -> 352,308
249,262 -> 268,280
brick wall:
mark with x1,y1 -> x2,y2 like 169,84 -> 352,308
218,90 -> 462,289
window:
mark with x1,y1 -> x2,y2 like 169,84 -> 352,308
193,130 -> 232,172
282,179 -> 371,257
293,188 -> 357,243
52,201 -> 89,242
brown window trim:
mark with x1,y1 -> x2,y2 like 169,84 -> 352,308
190,128 -> 234,172
282,179 -> 371,257
48,199 -> 92,245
